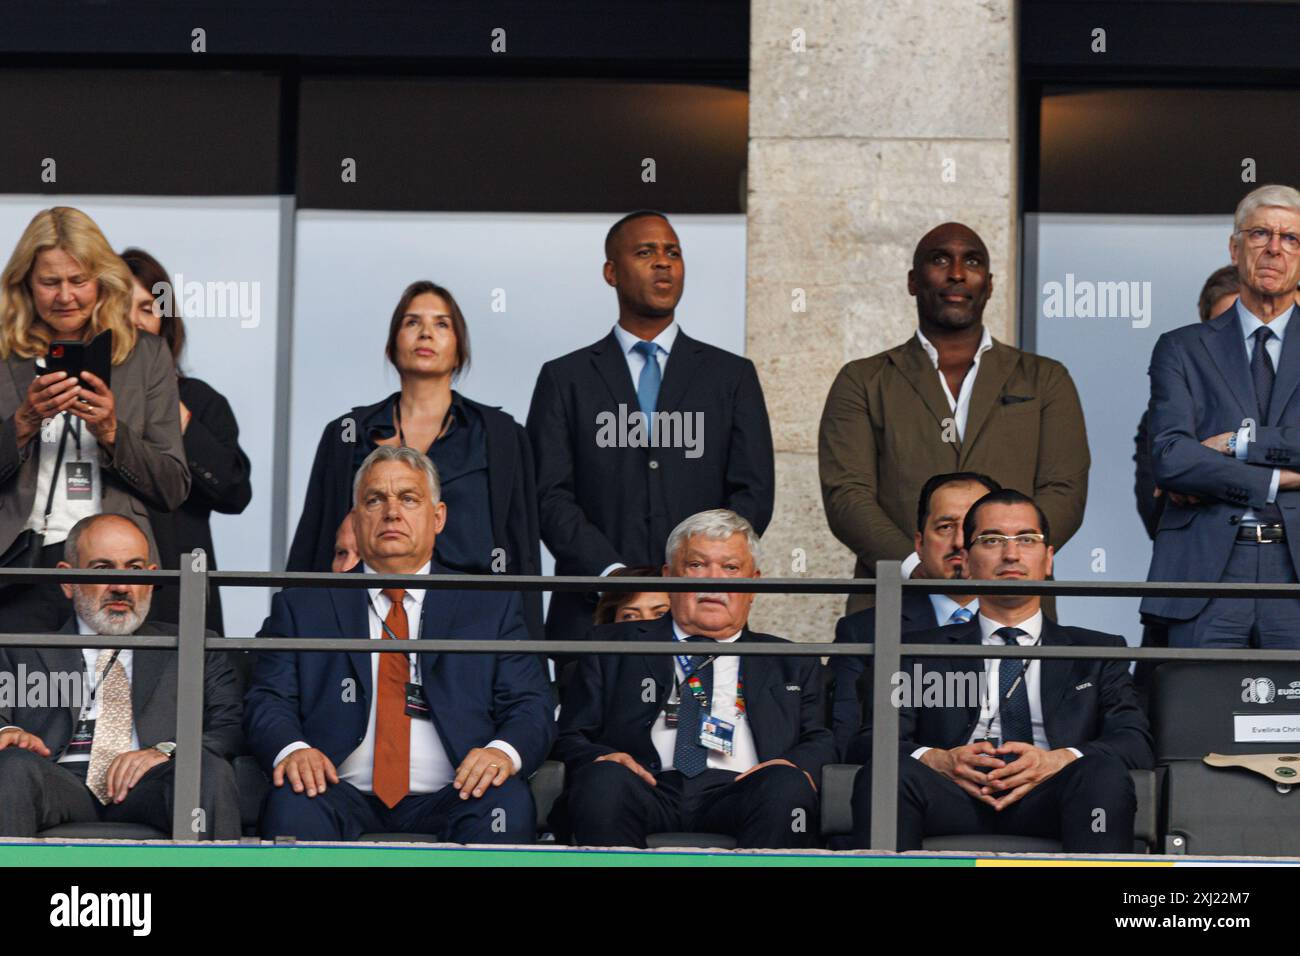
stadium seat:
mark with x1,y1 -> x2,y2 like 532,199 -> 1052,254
819,763 -> 1157,853
1152,662 -> 1300,855
38,822 -> 167,840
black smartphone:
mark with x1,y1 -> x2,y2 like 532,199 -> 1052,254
44,330 -> 112,389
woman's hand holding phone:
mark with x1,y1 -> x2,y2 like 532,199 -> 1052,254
14,371 -> 81,448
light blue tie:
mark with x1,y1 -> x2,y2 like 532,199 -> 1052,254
633,340 -> 661,439
948,607 -> 974,625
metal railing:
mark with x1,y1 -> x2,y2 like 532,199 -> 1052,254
3,557 -> 1300,849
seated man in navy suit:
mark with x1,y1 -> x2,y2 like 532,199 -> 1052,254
245,445 -> 555,842
849,489 -> 1153,852
831,471 -> 1000,760
554,508 -> 835,849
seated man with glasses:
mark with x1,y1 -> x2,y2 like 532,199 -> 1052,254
847,488 -> 1153,852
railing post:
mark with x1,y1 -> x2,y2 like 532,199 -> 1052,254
172,550 -> 208,842
869,560 -> 903,852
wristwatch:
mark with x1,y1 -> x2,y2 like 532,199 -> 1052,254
153,742 -> 177,759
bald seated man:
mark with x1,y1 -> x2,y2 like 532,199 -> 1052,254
818,222 -> 1089,615
0,513 -> 242,838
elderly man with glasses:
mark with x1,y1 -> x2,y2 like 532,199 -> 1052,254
848,489 -> 1153,852
1142,184 -> 1300,649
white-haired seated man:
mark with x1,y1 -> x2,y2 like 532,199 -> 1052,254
553,508 -> 834,848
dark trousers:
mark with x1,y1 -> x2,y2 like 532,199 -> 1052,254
849,753 -> 1136,853
259,775 -> 535,843
1167,539 -> 1300,649
0,542 -> 72,635
0,746 -> 240,839
561,760 -> 819,849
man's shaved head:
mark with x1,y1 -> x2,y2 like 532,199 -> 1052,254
912,222 -> 988,273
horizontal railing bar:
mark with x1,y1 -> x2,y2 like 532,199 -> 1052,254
0,632 -> 178,648
0,568 -> 179,584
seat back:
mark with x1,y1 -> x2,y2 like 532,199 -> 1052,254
1150,662 -> 1300,761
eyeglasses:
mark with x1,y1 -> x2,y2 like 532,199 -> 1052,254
1235,227 -> 1300,254
970,533 -> 1046,551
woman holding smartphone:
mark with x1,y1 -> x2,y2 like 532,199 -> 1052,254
0,207 -> 188,631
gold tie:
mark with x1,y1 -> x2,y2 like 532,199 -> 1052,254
86,650 -> 133,805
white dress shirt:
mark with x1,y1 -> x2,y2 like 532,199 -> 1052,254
649,620 -> 759,773
25,412 -> 102,547
901,327 -> 995,577
1232,299 -> 1294,516
602,322 -> 681,577
273,562 -> 521,793
911,610 -> 1082,761
60,615 -> 140,762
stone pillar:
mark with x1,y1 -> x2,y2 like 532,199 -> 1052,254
745,0 -> 1017,640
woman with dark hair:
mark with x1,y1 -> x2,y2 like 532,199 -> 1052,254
287,280 -> 542,636
120,246 -> 252,634
592,566 -> 669,625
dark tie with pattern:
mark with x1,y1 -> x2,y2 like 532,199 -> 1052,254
994,626 -> 1033,760
672,638 -> 714,778
1250,327 -> 1284,522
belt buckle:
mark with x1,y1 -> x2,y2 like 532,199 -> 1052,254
1256,524 -> 1276,544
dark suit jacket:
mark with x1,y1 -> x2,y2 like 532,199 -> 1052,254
0,332 -> 189,563
244,564 -> 555,778
830,592 -> 938,760
1143,305 -> 1300,620
0,619 -> 242,759
553,615 -> 835,781
818,334 -> 1089,613
849,616 -> 1153,771
148,376 -> 253,634
527,329 -> 774,640
286,391 -> 542,640
1133,410 -> 1164,541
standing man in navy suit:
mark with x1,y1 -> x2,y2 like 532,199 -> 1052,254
527,211 -> 775,647
1144,185 -> 1300,648
831,471 -> 999,760
850,490 -> 1152,852
245,445 -> 555,842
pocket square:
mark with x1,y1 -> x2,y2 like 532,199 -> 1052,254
785,684 -> 801,692
1001,394 -> 1035,405
1074,681 -> 1093,691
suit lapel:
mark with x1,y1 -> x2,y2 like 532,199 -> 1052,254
958,340 -> 1017,459
590,331 -> 641,412
735,630 -> 779,756
1268,314 -> 1300,425
1038,619 -> 1074,742
640,616 -> 675,706
329,579 -> 373,706
130,647 -> 166,721
415,572 -> 464,681
1201,311 -> 1256,421
888,339 -> 954,435
655,330 -> 705,413
474,398 -> 512,553
4,357 -> 33,409
901,591 -> 939,630
45,619 -> 85,733
941,620 -> 983,742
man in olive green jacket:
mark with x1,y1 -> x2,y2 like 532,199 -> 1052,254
818,222 -> 1090,613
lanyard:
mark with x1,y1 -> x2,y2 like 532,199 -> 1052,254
367,595 -> 420,685
672,652 -> 746,717
85,649 -> 122,707
393,398 -> 454,451
977,633 -> 1038,739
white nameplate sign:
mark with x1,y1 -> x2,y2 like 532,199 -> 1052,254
1234,714 -> 1300,743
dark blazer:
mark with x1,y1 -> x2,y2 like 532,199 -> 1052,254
553,615 -> 835,781
1143,305 -> 1300,620
286,391 -> 542,640
527,329 -> 775,640
0,332 -> 189,563
850,616 -> 1153,771
244,564 -> 555,778
148,376 -> 253,634
1133,410 -> 1164,541
818,334 -> 1089,613
0,619 -> 242,759
831,592 -> 938,760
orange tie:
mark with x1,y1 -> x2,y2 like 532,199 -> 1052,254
372,588 -> 411,808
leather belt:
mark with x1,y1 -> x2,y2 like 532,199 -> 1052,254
1237,523 -> 1286,543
